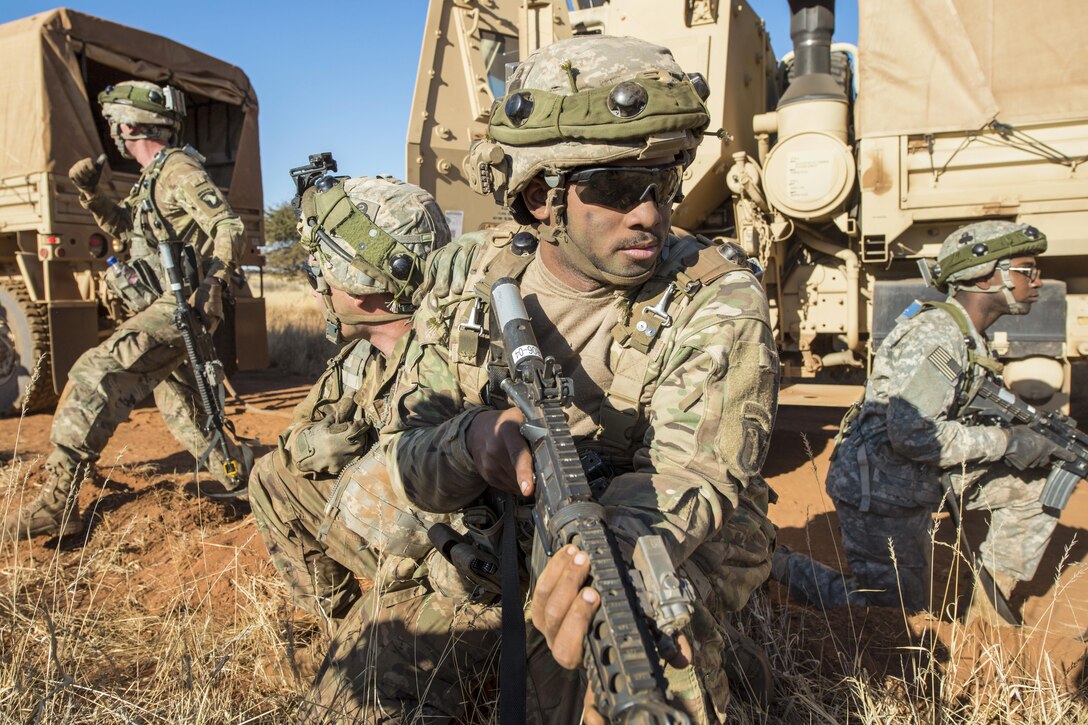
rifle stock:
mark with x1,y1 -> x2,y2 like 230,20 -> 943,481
489,278 -> 691,724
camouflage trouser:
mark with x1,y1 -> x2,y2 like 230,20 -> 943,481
302,555 -> 732,724
49,298 -> 243,486
776,463 -> 1055,611
248,450 -> 374,621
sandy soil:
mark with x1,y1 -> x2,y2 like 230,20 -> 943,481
2,372 -> 1086,697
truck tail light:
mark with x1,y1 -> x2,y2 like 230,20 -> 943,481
88,233 -> 107,258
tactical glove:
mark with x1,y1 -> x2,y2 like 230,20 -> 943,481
189,278 -> 225,327
1003,425 -> 1074,470
69,155 -> 106,195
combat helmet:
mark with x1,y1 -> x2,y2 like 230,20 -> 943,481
298,175 -> 450,341
98,80 -> 185,157
934,220 -> 1047,313
465,35 -> 710,284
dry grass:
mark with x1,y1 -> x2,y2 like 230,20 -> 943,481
2,358 -> 1086,723
0,360 -> 314,722
263,275 -> 336,379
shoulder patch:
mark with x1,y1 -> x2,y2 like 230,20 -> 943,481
900,300 -> 923,320
198,187 -> 223,209
926,345 -> 962,383
182,178 -> 230,216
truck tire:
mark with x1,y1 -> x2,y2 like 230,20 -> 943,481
0,281 -> 58,416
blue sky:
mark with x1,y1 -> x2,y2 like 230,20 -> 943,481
2,1 -> 858,207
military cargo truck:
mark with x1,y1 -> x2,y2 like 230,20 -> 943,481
0,8 -> 268,415
407,0 -> 1088,407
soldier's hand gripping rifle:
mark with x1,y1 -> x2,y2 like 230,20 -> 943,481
157,240 -> 250,495
926,347 -> 1084,625
960,374 -> 1087,511
489,278 -> 693,724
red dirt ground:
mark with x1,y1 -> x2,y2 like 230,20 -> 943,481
2,372 -> 1086,696
769,406 -> 1088,693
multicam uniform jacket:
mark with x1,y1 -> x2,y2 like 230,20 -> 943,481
383,226 -> 780,617
81,145 -> 246,289
279,338 -> 400,476
248,335 -> 415,620
47,145 -> 247,487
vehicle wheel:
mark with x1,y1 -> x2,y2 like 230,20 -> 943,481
0,280 -> 57,416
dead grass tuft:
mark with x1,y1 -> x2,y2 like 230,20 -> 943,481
0,357 -> 314,722
3,357 -> 1086,722
263,275 -> 335,378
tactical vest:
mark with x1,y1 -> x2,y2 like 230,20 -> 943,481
444,225 -> 747,458
835,299 -> 1004,512
304,339 -> 373,426
122,146 -> 206,294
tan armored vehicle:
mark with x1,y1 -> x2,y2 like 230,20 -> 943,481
408,0 -> 1088,406
0,8 -> 268,414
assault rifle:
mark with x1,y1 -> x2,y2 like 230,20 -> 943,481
962,375 -> 1088,511
158,241 -> 249,496
489,277 -> 692,724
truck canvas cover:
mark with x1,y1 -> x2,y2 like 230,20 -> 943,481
0,7 -> 261,210
857,0 -> 1088,138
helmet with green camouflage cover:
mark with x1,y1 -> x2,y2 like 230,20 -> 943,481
467,35 -> 710,209
934,220 -> 1047,313
298,175 -> 450,340
98,81 -> 185,156
464,35 -> 711,285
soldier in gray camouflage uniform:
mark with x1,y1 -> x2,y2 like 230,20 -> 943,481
773,221 -> 1069,614
247,175 -> 450,624
306,36 -> 779,724
3,81 -> 250,541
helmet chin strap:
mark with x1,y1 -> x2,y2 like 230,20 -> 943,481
109,122 -> 133,159
320,294 -> 409,343
997,267 -> 1031,315
109,122 -> 175,159
543,183 -> 656,287
955,266 -> 1030,315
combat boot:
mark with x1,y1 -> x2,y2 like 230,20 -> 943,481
722,620 -> 774,708
2,465 -> 84,539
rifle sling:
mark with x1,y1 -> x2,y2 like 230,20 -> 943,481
499,492 -> 527,725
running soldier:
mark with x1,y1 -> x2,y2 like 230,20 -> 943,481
306,36 -> 779,723
773,221 -> 1069,615
3,81 -> 250,539
248,174 -> 450,624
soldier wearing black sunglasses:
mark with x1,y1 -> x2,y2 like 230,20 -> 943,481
329,35 -> 782,724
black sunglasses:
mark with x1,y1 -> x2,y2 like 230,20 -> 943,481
566,164 -> 684,212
